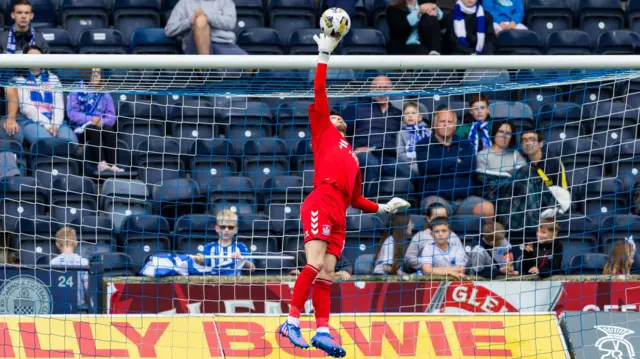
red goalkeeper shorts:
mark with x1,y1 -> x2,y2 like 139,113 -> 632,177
301,183 -> 347,259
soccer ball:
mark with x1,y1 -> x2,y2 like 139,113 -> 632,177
320,7 -> 351,38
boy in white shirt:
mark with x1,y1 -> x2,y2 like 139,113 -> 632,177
50,227 -> 88,307
420,217 -> 467,279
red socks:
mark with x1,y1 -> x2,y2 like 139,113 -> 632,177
289,264 -> 319,319
312,278 -> 333,329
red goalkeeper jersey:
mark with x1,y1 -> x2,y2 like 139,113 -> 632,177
308,63 -> 379,213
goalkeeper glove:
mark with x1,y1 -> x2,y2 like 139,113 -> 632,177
378,197 -> 411,214
313,33 -> 341,64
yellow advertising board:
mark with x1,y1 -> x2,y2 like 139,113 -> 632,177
0,314 -> 567,358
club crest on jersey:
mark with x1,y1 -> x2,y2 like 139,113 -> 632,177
322,224 -> 331,236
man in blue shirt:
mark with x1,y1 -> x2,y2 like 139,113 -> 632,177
194,210 -> 255,276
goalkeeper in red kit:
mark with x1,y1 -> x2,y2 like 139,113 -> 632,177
279,33 -> 410,358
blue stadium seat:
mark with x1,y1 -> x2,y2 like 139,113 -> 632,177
596,30 -> 640,54
560,138 -> 604,187
237,213 -> 272,239
15,216 -> 61,265
589,102 -> 638,150
600,215 -> 640,249
526,0 -> 574,46
6,0 -> 55,28
556,215 -> 598,270
120,214 -> 171,273
89,252 -> 135,276
538,102 -> 585,155
546,30 -> 593,55
277,100 -> 313,124
0,177 -> 47,232
495,30 -> 541,55
243,139 -> 291,188
78,29 -> 126,54
268,0 -> 315,43
370,0 -> 389,40
130,28 -> 179,54
173,214 -> 216,253
113,0 -> 160,46
278,123 -> 310,151
266,203 -> 302,221
365,177 -> 413,204
207,176 -> 258,215
100,178 -> 151,230
450,215 -> 483,249
136,138 -> 186,187
29,140 -> 79,188
288,28 -> 319,54
50,175 -> 97,225
263,175 -> 305,204
627,0 -> 640,34
60,0 -> 109,45
517,87 -> 565,115
575,177 -> 627,220
40,28 -> 74,54
235,0 -> 265,29
343,214 -> 384,263
605,139 -> 640,189
71,216 -> 114,258
168,99 -> 216,150
579,0 -> 624,45
190,139 -> 239,190
341,29 -> 386,55
490,101 -> 534,134
237,27 -> 283,54
569,84 -> 614,104
117,100 -> 167,150
152,178 -> 204,226
568,253 -> 608,274
354,253 -> 374,275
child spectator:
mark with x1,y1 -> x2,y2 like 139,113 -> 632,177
396,102 -> 430,175
604,240 -> 636,276
482,0 -> 527,34
420,217 -> 467,279
50,227 -> 88,306
467,221 -> 518,278
456,94 -> 493,154
67,68 -> 121,173
194,210 -> 256,275
387,0 -> 443,55
521,217 -> 563,278
373,213 -> 414,275
443,0 -> 496,55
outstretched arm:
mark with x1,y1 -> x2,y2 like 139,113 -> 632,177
309,34 -> 340,134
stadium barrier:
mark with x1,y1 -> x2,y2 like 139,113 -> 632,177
0,314 -> 567,358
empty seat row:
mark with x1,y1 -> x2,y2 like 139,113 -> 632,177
42,28 -> 179,54
496,29 -> 640,55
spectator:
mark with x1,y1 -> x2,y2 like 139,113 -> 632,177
289,243 -> 352,280
373,213 -> 413,275
405,200 -> 463,272
11,45 -> 78,149
521,217 -> 563,278
467,221 -> 518,279
443,0 -> 495,55
345,75 -> 405,181
164,0 -> 246,55
194,210 -> 256,275
50,227 -> 88,307
396,101 -> 430,175
482,0 -> 527,34
387,0 -> 443,55
475,120 -> 526,202
604,240 -> 636,276
67,68 -> 121,173
456,94 -> 493,154
419,217 -> 467,279
416,108 -> 495,218
507,128 -> 570,230
0,0 -> 49,54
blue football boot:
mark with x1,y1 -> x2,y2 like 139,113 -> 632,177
279,321 -> 310,349
311,332 -> 346,358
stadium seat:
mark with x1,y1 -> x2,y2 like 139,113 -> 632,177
243,139 -> 291,186
518,87 -> 565,115
71,215 -> 114,258
168,99 -> 216,150
50,175 -> 97,225
579,0 -> 624,45
365,177 -> 413,205
526,0 -> 574,46
173,214 -> 216,253
495,30 -> 542,55
117,100 -> 167,151
575,177 -> 627,220
78,29 -> 127,54
0,141 -> 25,174
354,253 -> 374,275
278,124 -> 310,152
369,0 -> 389,40
235,0 -> 265,29
89,252 -> 135,276
60,0 -> 109,45
596,30 -> 640,54
190,139 -> 239,190
100,178 -> 151,230
491,101 -> 534,134
6,0 -> 55,28
568,253 -> 608,274
343,214 -> 384,263
538,102 -> 585,156
569,84 -> 614,104
288,28 -> 320,54
0,177 -> 47,232
627,0 -> 640,34
600,214 -> 640,248
341,29 -> 386,55
40,28 -> 75,54
266,203 -> 302,222
29,140 -> 79,188
237,28 -> 283,54
556,215 -> 598,270
263,175 -> 305,204
277,100 -> 313,124
237,213 -> 273,239
546,30 -> 593,55
560,138 -> 604,187
136,138 -> 186,187
207,176 -> 258,215
450,215 -> 483,249
113,0 -> 160,46
151,178 -> 204,226
15,216 -> 61,265
120,214 -> 171,273
268,0 -> 316,43
605,139 -> 640,189
130,28 -> 179,54
589,102 -> 638,150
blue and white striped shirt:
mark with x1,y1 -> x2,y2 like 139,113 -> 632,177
200,241 -> 252,276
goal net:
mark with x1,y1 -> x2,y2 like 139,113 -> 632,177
0,54 -> 637,358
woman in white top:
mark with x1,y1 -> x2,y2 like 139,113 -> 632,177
373,213 -> 414,275
420,217 -> 467,279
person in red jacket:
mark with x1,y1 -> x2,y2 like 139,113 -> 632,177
279,33 -> 410,358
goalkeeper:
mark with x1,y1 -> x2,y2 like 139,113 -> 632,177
279,33 -> 410,358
